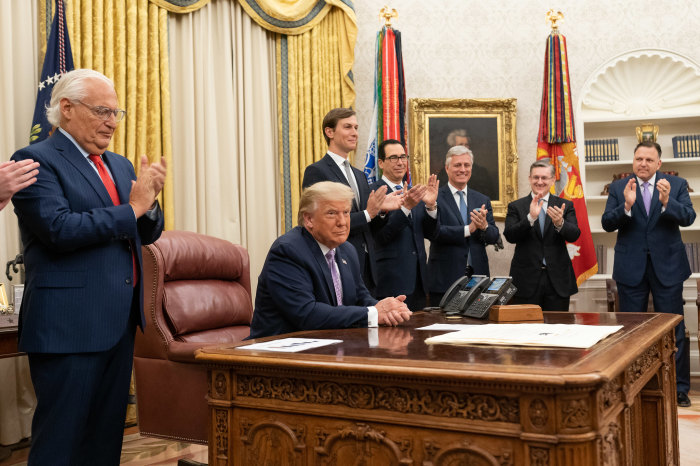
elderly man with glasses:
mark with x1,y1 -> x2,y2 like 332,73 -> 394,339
369,139 -> 439,310
10,68 -> 166,465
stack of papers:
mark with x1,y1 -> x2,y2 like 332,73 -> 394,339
423,324 -> 623,348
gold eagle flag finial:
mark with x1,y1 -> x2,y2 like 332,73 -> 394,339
546,10 -> 564,33
380,6 -> 398,28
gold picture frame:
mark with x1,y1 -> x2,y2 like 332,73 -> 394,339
408,98 -> 518,219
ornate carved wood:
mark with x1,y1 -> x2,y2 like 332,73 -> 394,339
198,311 -> 681,465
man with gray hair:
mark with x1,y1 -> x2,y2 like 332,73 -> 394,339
250,181 -> 412,339
428,146 -> 499,298
503,160 -> 580,311
10,68 -> 166,464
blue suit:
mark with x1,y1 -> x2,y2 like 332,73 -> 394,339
428,184 -> 499,294
11,131 -> 163,465
302,154 -> 378,288
370,180 -> 437,309
250,226 -> 377,339
602,172 -> 695,394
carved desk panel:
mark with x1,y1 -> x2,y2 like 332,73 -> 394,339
196,311 -> 681,466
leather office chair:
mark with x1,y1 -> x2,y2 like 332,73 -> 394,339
133,230 -> 253,444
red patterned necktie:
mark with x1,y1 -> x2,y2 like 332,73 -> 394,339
88,154 -> 120,205
88,154 -> 137,286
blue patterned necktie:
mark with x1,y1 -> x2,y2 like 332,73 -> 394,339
394,184 -> 402,191
458,190 -> 468,225
458,190 -> 472,266
538,199 -> 546,234
538,199 -> 547,265
325,249 -> 343,306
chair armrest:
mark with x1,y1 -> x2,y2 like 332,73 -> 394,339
166,341 -> 211,363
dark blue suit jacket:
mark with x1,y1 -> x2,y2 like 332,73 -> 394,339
504,194 -> 580,298
302,154 -> 377,281
428,184 -> 499,294
11,131 -> 164,353
602,172 -> 695,287
249,227 -> 377,339
370,180 -> 437,298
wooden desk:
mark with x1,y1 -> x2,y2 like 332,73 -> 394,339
0,323 -> 20,359
196,311 -> 681,466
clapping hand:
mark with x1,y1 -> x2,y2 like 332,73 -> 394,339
469,204 -> 488,232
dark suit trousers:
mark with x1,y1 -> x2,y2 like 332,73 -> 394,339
27,314 -> 137,466
405,266 -> 427,311
511,267 -> 570,311
616,256 -> 689,394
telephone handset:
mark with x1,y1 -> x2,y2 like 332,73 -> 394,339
439,275 -> 490,315
462,277 -> 517,319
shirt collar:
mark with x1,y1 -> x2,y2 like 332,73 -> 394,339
59,127 -> 91,160
316,241 -> 332,257
448,182 -> 467,195
327,151 -> 348,168
382,175 -> 403,191
636,173 -> 657,187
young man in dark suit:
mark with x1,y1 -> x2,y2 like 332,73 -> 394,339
503,160 -> 580,311
370,139 -> 439,310
427,145 -> 499,297
11,69 -> 166,464
302,108 -> 402,291
602,141 -> 696,407
250,181 -> 411,339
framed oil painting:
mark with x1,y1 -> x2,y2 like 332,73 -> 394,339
408,98 -> 518,219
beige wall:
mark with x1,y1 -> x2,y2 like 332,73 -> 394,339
351,0 -> 700,275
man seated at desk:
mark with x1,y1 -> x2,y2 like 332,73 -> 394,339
249,181 -> 412,339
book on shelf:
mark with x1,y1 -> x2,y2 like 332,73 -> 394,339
672,134 -> 700,158
584,138 -> 619,162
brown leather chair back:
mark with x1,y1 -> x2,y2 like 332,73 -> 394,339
134,230 -> 252,444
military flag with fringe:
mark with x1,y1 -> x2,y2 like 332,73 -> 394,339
536,31 -> 598,285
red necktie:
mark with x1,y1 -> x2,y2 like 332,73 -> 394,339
88,154 -> 120,205
88,154 -> 138,286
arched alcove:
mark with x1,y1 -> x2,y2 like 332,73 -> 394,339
578,48 -> 700,121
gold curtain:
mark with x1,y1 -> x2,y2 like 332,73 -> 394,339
236,0 -> 358,231
39,0 -> 356,232
39,0 -> 174,230
165,0 -> 357,231
277,7 -> 356,229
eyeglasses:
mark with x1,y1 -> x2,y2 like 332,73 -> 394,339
74,100 -> 126,122
530,176 -> 552,182
385,155 -> 409,162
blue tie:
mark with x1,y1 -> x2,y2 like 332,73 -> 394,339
538,199 -> 547,265
458,190 -> 468,225
395,184 -> 402,191
458,190 -> 472,266
538,199 -> 546,235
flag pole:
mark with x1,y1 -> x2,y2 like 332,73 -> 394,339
536,10 -> 599,286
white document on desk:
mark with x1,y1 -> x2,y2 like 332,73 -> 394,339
424,324 -> 623,348
238,338 -> 342,352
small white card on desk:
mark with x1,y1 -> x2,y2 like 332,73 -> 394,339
238,338 -> 342,353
